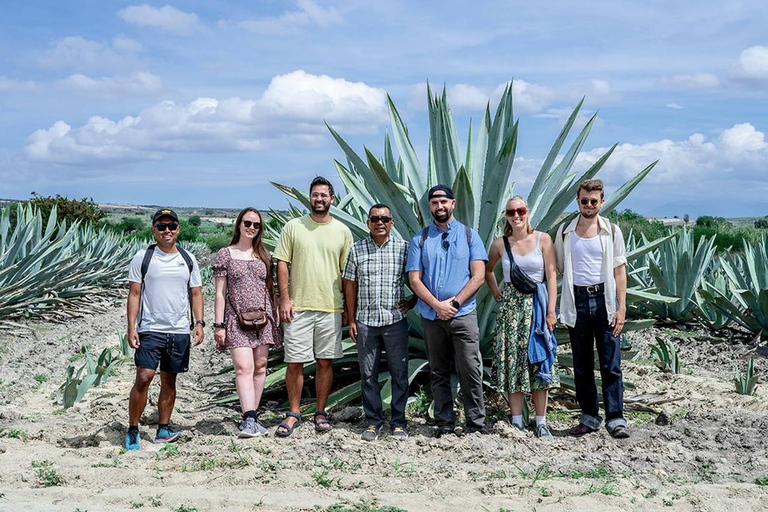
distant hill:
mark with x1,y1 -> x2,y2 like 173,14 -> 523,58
646,201 -> 767,219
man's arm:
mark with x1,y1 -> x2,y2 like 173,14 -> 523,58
453,260 -> 486,306
408,270 -> 456,320
126,282 -> 142,349
276,260 -> 294,323
342,278 -> 358,342
612,263 -> 627,336
190,286 -> 204,345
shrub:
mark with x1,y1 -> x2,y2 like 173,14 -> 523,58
177,224 -> 199,242
204,232 -> 231,252
188,215 -> 202,227
117,216 -> 146,233
606,209 -> 667,241
755,217 -> 768,229
696,215 -> 728,229
27,193 -> 108,227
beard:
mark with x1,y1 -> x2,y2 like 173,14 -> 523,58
312,202 -> 330,214
580,209 -> 599,219
431,208 -> 452,223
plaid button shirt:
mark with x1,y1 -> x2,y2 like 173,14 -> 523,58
342,234 -> 409,327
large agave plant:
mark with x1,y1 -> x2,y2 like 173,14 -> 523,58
254,83 -> 662,411
0,204 -> 141,323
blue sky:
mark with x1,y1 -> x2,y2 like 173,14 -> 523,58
1,1 -> 767,217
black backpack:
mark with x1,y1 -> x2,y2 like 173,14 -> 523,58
139,244 -> 195,329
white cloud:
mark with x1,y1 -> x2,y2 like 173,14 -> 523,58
666,103 -> 684,110
25,70 -> 387,164
238,0 -> 342,34
0,76 -> 36,92
118,4 -> 201,33
657,73 -> 720,90
732,45 -> 768,83
572,123 -> 768,195
59,72 -> 163,97
37,36 -> 144,73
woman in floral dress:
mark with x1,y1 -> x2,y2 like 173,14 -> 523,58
485,196 -> 559,440
213,208 -> 281,437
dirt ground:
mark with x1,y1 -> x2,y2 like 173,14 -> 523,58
1,302 -> 767,512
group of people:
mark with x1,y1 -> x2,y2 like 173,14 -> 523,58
124,176 -> 629,450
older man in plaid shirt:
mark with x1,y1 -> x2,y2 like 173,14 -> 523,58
343,203 -> 416,441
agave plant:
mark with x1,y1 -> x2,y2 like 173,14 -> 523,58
703,238 -> 768,339
651,337 -> 681,374
734,358 -> 757,396
0,204 -> 142,322
250,83 -> 662,412
642,228 -> 717,324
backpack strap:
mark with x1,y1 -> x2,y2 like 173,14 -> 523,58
419,226 -> 429,249
137,244 -> 156,329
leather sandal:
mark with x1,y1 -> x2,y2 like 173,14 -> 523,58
568,423 -> 598,437
610,424 -> 630,439
313,410 -> 333,433
275,411 -> 302,438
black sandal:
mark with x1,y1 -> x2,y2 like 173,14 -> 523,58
275,411 -> 302,438
313,410 -> 333,433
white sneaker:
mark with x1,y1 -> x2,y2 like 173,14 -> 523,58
239,417 -> 268,438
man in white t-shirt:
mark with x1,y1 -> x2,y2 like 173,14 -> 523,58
125,208 -> 205,450
555,180 -> 630,439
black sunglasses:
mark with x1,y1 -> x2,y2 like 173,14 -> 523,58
580,198 -> 600,206
441,231 -> 450,250
242,220 -> 261,229
369,215 -> 392,224
155,222 -> 178,232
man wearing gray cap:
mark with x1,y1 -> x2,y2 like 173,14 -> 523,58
124,208 -> 205,450
406,185 -> 488,436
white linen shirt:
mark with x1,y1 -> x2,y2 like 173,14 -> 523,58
554,214 -> 627,327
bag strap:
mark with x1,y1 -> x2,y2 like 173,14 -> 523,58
137,244 -> 157,329
502,236 -> 518,278
140,243 -> 195,329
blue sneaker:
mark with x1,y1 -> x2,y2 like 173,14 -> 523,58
125,430 -> 141,451
154,426 -> 181,444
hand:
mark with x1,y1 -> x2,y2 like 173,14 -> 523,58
434,298 -> 458,321
128,328 -> 140,349
493,291 -> 502,303
611,308 -> 626,336
214,327 -> 226,349
348,320 -> 358,343
546,310 -> 557,333
192,324 -> 205,346
397,297 -> 417,313
279,298 -> 295,323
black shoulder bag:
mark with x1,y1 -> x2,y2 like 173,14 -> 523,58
503,237 -> 537,294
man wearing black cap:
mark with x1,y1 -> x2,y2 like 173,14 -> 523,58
406,185 -> 489,436
124,208 -> 205,450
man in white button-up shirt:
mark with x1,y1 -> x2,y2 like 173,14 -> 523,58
554,179 -> 630,439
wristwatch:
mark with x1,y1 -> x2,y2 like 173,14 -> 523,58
194,320 -> 206,328
213,322 -> 226,328
451,299 -> 460,309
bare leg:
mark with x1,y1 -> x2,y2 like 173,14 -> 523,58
532,389 -> 549,418
128,368 -> 156,426
508,391 -> 525,416
282,362 -> 304,429
251,345 -> 269,410
157,371 -> 177,425
231,347 -> 257,412
315,358 -> 334,412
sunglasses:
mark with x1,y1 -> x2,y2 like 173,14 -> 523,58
580,198 -> 600,206
506,207 -> 527,217
242,220 -> 261,229
368,215 -> 392,224
441,231 -> 450,250
154,222 -> 178,232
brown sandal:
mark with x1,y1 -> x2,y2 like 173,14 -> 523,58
568,423 -> 598,437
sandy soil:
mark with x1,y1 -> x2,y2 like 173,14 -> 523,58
1,303 -> 767,512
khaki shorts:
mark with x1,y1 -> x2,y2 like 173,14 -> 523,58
282,311 -> 343,363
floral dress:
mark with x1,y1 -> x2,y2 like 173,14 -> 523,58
213,248 -> 282,350
492,242 -> 559,394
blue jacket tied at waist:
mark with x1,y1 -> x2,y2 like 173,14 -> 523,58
528,282 -> 557,385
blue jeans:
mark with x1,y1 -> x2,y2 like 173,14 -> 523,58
568,289 -> 625,429
357,319 -> 409,428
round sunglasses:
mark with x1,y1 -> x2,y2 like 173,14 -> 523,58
242,220 -> 261,229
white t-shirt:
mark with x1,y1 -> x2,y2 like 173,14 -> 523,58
128,247 -> 202,334
571,233 -> 603,286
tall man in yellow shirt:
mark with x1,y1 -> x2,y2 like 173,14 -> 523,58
273,176 -> 353,437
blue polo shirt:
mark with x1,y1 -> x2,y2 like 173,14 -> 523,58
405,219 -> 488,320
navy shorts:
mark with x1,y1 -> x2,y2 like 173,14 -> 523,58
135,332 -> 191,373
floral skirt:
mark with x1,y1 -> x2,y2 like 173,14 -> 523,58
492,285 -> 559,394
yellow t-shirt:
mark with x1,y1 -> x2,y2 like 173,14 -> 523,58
273,216 -> 353,313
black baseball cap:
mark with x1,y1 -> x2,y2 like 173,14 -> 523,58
428,184 -> 454,199
152,208 -> 179,223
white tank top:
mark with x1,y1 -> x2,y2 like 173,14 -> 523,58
502,232 -> 545,283
571,233 -> 603,286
